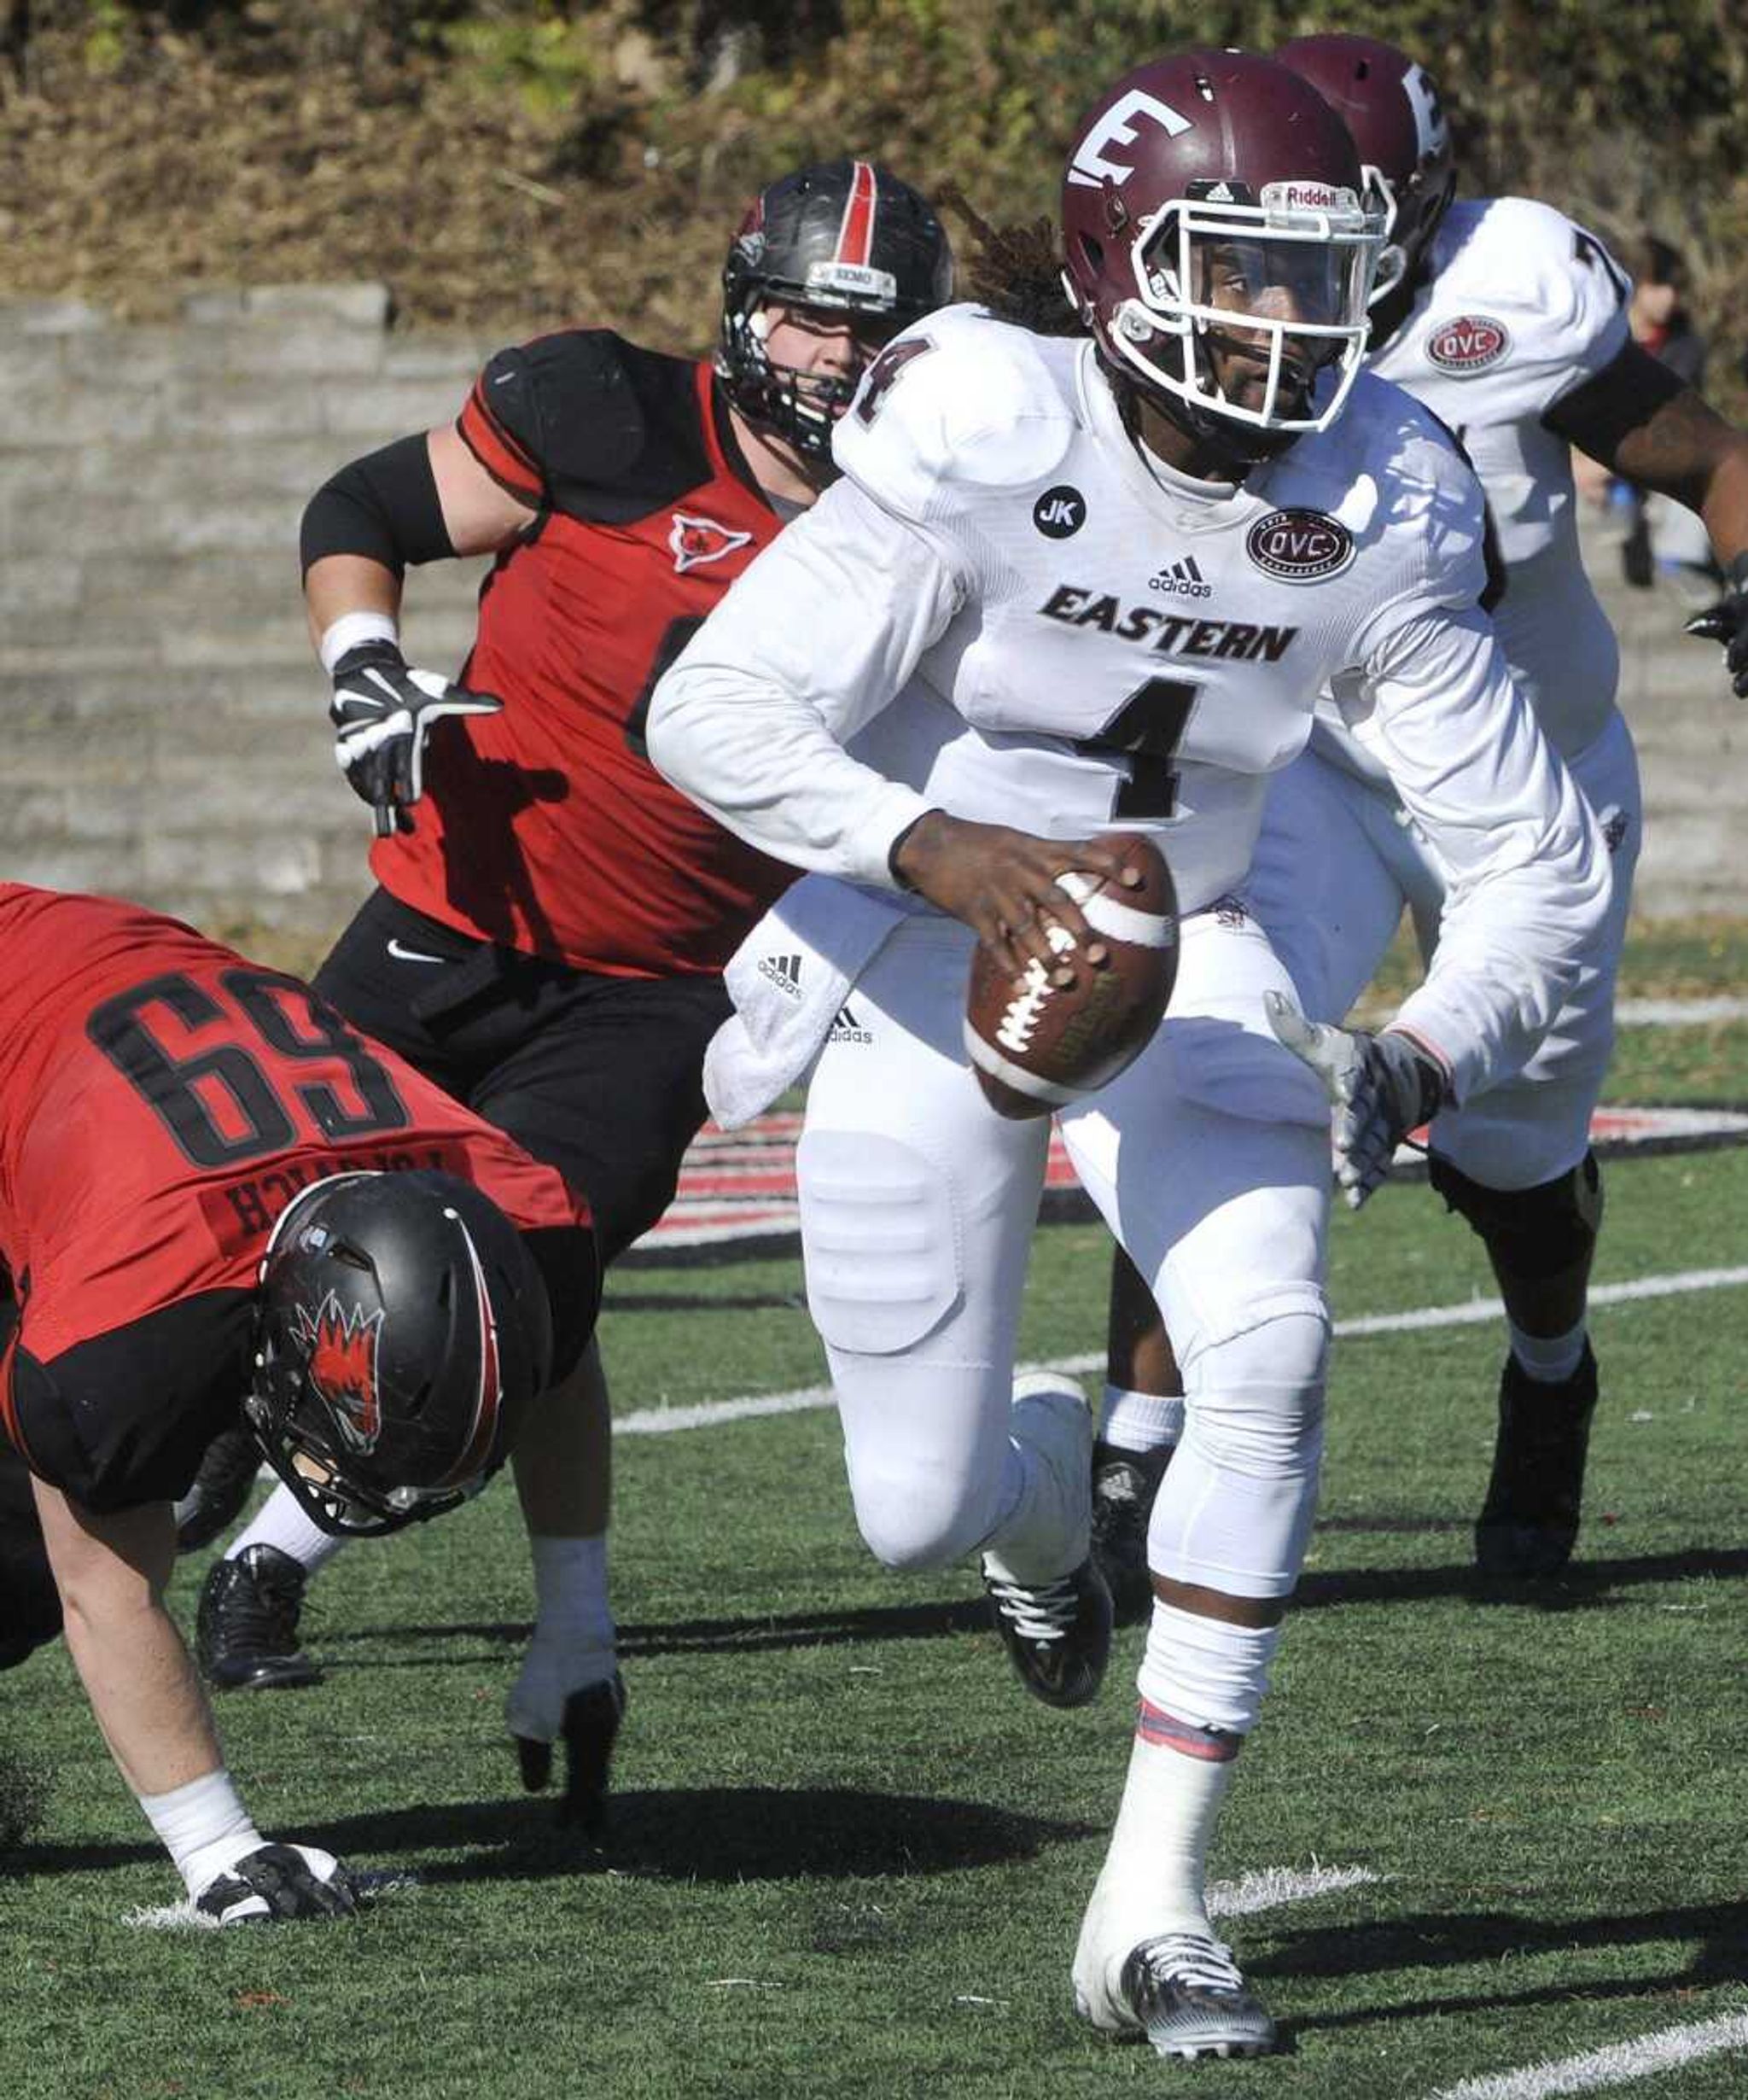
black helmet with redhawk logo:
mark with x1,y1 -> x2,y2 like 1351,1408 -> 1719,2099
247,1170 -> 554,1537
719,158 -> 954,459
1059,49 -> 1384,464
1275,34 -> 1456,306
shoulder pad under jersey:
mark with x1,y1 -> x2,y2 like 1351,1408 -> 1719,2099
457,328 -> 708,511
831,303 -> 1079,525
1418,198 -> 1630,414
1277,370 -> 1489,616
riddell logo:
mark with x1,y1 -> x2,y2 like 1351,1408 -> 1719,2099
1425,314 -> 1511,374
758,952 -> 804,998
1245,508 -> 1355,583
1148,555 -> 1211,599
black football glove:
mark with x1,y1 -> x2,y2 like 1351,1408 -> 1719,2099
172,1422 -> 261,1555
329,639 -> 502,837
510,1672 -> 626,1839
195,1841 -> 357,1925
1684,550 -> 1748,697
1265,991 -> 1449,1211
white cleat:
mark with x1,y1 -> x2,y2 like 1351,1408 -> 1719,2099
1075,1931 -> 1278,2061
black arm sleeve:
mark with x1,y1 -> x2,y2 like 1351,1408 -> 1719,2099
299,432 -> 457,580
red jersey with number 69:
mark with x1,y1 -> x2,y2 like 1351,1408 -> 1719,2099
369,330 -> 795,975
0,885 -> 588,1384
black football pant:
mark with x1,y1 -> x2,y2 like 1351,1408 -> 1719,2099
314,888 -> 731,1267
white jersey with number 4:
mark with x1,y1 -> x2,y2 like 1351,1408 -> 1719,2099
1326,195 -> 1633,773
647,302 -> 1605,1102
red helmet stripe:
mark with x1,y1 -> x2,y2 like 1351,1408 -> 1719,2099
430,1220 -> 504,1489
835,160 -> 878,268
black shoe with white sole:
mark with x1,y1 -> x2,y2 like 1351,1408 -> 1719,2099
980,1555 -> 1112,1709
196,1544 -> 322,1691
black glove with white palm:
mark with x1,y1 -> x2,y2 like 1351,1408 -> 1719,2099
329,640 -> 503,836
1265,991 -> 1449,1211
195,1841 -> 357,1925
1684,550 -> 1748,697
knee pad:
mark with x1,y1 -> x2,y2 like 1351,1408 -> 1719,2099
796,1129 -> 961,1356
1151,1310 -> 1329,1599
1429,1150 -> 1603,1281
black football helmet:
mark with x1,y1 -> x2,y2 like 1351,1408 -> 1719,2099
1059,50 -> 1384,464
1275,35 -> 1456,306
719,158 -> 954,459
246,1171 -> 554,1538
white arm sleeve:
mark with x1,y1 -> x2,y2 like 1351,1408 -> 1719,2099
1338,604 -> 1607,1102
645,475 -> 964,888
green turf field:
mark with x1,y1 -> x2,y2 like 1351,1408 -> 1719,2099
3,927 -> 1745,2100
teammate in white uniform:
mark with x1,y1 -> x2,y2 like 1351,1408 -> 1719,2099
1097,35 -> 1748,1593
648,51 -> 1605,2060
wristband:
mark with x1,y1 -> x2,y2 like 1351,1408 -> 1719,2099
318,609 -> 401,677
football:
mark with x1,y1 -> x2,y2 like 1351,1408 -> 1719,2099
963,832 -> 1179,1119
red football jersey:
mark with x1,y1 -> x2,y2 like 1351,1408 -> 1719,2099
371,330 -> 796,976
0,887 -> 589,1405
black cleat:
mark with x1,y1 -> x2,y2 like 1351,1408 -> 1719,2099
1090,1440 -> 1171,1621
1109,1933 -> 1278,2060
514,1672 -> 626,1839
173,1425 -> 262,1555
196,1544 -> 322,1691
1474,1345 -> 1599,1578
980,1555 -> 1112,1709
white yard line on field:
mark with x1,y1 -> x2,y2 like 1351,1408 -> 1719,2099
1426,2012 -> 1748,2100
1615,996 -> 1748,1025
615,1265 -> 1748,1436
1209,1863 -> 1380,1917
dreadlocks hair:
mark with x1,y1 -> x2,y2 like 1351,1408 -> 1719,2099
936,182 -> 1088,337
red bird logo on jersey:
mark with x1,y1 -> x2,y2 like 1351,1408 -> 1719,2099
669,511 -> 754,574
294,1292 -> 386,1455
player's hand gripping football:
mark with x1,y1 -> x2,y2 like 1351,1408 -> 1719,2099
891,810 -> 1145,979
1265,993 -> 1449,1210
329,639 -> 504,837
1683,551 -> 1748,697
195,1841 -> 357,1925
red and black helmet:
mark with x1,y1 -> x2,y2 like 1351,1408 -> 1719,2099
247,1170 -> 553,1537
1059,50 -> 1384,458
1275,34 -> 1455,304
719,159 -> 954,459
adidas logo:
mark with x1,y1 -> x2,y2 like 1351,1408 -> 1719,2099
1147,554 -> 1212,599
757,952 -> 804,998
828,1000 -> 872,1044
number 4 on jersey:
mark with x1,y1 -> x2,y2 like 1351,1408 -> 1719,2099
1078,677 -> 1201,820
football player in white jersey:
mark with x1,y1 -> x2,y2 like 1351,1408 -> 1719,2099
647,50 -> 1605,2059
1096,34 -> 1748,1600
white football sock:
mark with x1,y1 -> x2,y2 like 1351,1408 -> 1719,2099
1507,1317 -> 1588,1385
224,1482 -> 347,1576
137,1767 -> 263,1900
1074,1716 -> 1244,2027
1139,1600 -> 1284,1737
1098,1382 -> 1185,1454
982,1380 -> 1091,1584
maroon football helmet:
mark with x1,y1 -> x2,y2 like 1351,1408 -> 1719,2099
1059,50 -> 1384,458
1276,35 -> 1455,304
